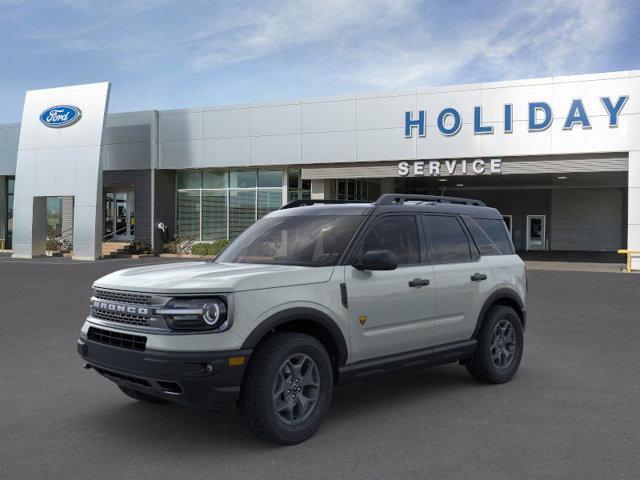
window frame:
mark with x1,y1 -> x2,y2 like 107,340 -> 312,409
421,213 -> 480,265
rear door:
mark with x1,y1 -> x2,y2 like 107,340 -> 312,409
422,215 -> 493,345
345,214 -> 436,363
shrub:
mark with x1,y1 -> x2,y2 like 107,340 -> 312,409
126,237 -> 153,254
162,236 -> 196,254
191,240 -> 229,257
46,237 -> 62,252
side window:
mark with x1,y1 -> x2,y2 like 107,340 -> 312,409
476,218 -> 515,254
360,215 -> 420,265
462,216 -> 501,256
423,215 -> 472,264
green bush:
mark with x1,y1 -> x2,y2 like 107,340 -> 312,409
126,237 -> 153,254
46,238 -> 62,252
162,236 -> 196,254
191,240 -> 229,257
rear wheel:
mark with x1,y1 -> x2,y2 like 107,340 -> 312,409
238,331 -> 333,445
466,305 -> 523,384
118,385 -> 169,404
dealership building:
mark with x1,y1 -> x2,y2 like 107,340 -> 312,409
0,70 -> 639,268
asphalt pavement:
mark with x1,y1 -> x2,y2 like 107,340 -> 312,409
1,257 -> 639,479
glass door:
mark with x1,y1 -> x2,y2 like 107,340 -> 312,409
104,189 -> 134,241
526,215 -> 546,251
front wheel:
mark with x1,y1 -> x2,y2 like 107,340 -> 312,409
238,332 -> 334,445
466,305 -> 524,384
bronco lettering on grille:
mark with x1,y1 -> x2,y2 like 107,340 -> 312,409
92,300 -> 150,316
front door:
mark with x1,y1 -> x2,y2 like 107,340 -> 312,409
526,215 -> 546,251
345,214 -> 436,363
104,189 -> 134,241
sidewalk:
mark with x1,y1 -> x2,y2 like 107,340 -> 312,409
524,260 -> 627,273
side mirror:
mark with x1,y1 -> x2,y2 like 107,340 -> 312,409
354,249 -> 398,271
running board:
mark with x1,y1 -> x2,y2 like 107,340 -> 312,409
337,339 -> 477,384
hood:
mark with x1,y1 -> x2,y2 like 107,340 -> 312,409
93,261 -> 335,294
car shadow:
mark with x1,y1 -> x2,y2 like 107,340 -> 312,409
77,363 -> 487,450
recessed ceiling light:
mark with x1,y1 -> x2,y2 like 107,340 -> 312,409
455,183 -> 464,187
557,176 -> 568,180
437,178 -> 448,182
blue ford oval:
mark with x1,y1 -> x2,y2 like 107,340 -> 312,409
39,105 -> 82,128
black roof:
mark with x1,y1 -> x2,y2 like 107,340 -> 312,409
275,194 -> 503,220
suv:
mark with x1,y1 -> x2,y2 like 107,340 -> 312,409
78,194 -> 526,444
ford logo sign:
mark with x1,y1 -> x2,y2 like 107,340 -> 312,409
39,105 -> 82,128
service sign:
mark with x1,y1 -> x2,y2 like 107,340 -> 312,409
39,105 -> 82,128
398,158 -> 502,177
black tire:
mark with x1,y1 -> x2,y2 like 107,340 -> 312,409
238,331 -> 334,445
118,385 -> 170,404
466,305 -> 524,384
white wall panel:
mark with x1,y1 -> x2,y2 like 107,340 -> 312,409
302,131 -> 356,164
357,94 -> 417,130
481,120 -> 552,157
417,125 -> 482,159
551,77 -> 630,122
104,142 -> 151,170
481,82 -> 553,123
158,140 -> 202,169
203,107 -> 250,139
551,115 -> 629,155
159,110 -> 202,142
357,128 -> 415,162
202,137 -> 251,167
251,103 -> 300,136
251,134 -> 300,165
0,150 -> 17,175
302,99 -> 356,133
417,87 -> 481,126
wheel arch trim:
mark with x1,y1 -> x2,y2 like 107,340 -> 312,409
473,288 -> 526,338
241,307 -> 349,367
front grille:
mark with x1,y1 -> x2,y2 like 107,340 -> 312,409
94,289 -> 152,305
92,309 -> 151,327
88,326 -> 147,351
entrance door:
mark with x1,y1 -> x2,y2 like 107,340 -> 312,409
526,215 -> 546,251
104,189 -> 134,241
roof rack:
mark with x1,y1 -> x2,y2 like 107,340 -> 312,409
375,194 -> 486,207
280,199 -> 370,209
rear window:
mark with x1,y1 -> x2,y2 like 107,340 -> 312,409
423,215 -> 472,264
464,217 -> 514,255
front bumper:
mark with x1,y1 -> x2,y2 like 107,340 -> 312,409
77,338 -> 251,410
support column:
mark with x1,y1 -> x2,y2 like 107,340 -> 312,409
628,150 -> 640,270
310,179 -> 326,200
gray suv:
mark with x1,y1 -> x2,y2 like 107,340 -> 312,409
78,194 -> 526,444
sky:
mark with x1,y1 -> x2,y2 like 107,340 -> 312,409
0,0 -> 639,123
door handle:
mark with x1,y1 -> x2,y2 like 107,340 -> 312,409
409,278 -> 430,287
470,273 -> 488,282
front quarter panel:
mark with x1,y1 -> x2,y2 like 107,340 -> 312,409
232,269 -> 348,357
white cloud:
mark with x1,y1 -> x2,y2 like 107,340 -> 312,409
18,0 -> 630,92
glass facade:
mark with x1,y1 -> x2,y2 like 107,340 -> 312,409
176,169 -> 286,241
5,177 -> 14,249
287,168 -> 311,202
333,178 -> 380,201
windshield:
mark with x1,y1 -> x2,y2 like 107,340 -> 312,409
217,215 -> 363,267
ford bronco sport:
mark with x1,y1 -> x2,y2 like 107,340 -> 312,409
77,194 -> 526,444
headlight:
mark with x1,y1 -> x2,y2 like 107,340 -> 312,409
158,297 -> 229,332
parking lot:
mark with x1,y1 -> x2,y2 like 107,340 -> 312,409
1,257 -> 639,480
